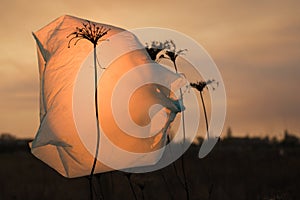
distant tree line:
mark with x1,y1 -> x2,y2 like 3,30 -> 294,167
222,127 -> 299,146
0,129 -> 299,153
0,133 -> 16,141
0,133 -> 32,153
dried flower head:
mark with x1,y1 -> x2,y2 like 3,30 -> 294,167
145,41 -> 167,61
163,40 -> 187,64
67,20 -> 111,47
190,79 -> 218,92
145,40 -> 187,62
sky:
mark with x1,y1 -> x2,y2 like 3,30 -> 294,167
0,0 -> 299,139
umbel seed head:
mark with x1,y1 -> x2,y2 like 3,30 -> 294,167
190,79 -> 218,92
67,20 -> 111,48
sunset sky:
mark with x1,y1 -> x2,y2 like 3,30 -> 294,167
0,0 -> 299,139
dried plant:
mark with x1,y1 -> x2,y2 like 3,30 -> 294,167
190,79 -> 219,139
67,20 -> 110,200
145,40 -> 187,71
162,40 -> 187,72
146,40 -> 189,199
190,79 -> 218,92
145,41 -> 166,61
67,20 -> 110,47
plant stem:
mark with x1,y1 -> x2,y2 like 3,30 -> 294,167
199,91 -> 209,139
161,170 -> 175,200
173,62 -> 186,142
125,173 -> 138,200
173,61 -> 189,200
89,43 -> 102,200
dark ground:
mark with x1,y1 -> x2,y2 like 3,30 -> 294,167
0,134 -> 299,200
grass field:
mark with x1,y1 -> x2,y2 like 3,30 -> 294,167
0,136 -> 299,200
